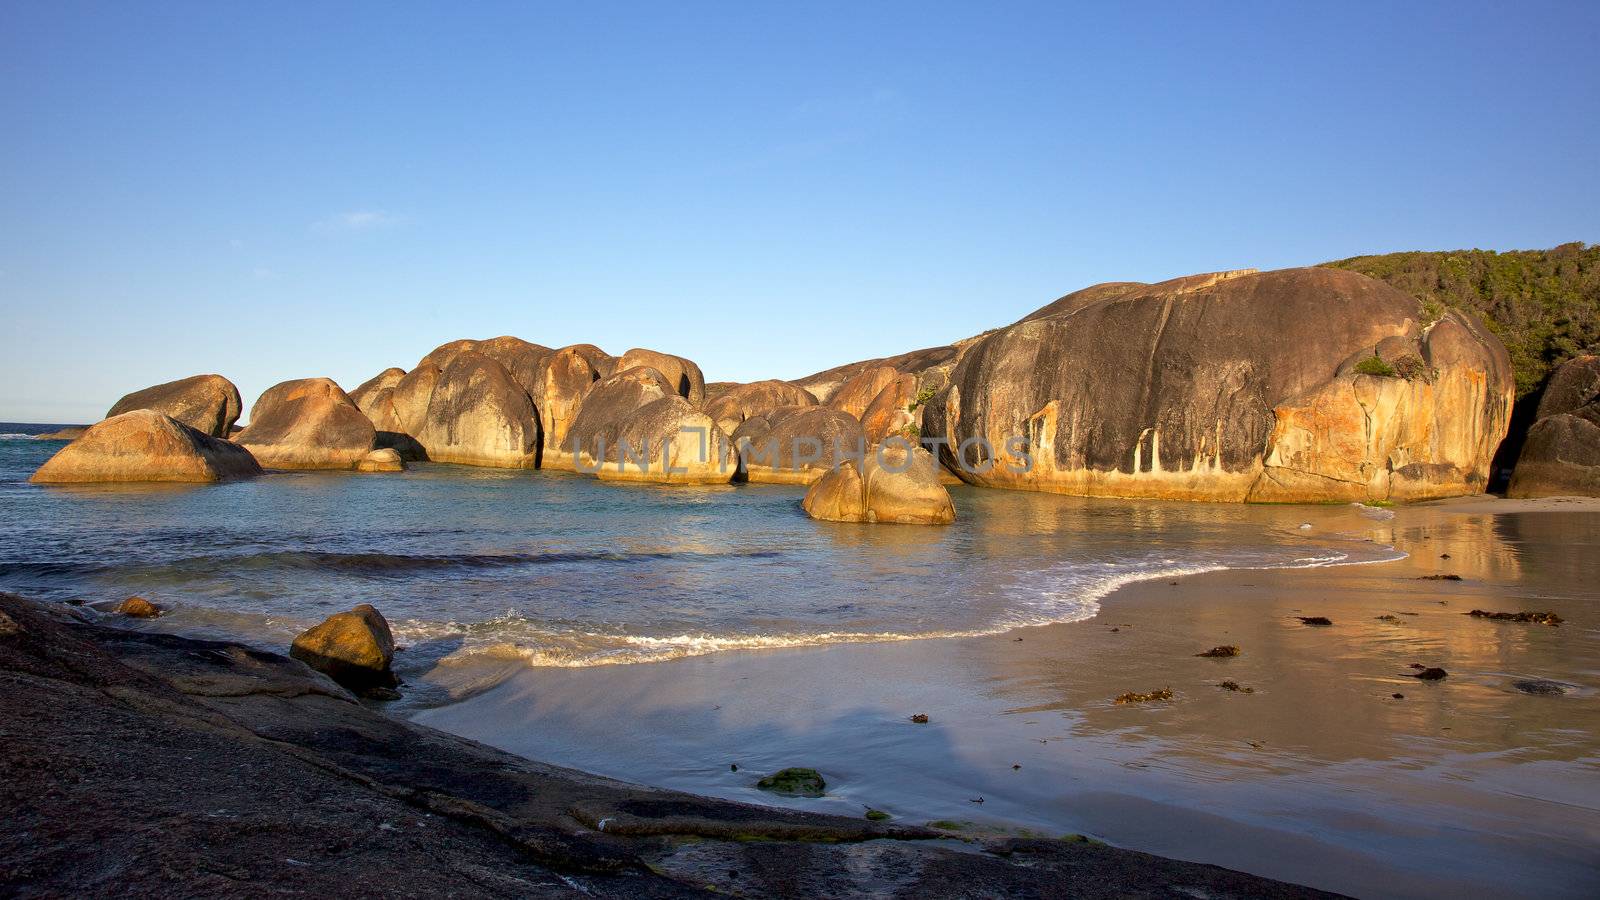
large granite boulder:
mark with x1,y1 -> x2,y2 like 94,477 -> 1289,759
235,378 -> 376,470
415,352 -> 541,468
827,366 -> 901,419
593,396 -> 736,484
859,373 -> 920,444
30,410 -> 263,484
417,336 -> 555,399
1508,355 -> 1600,497
703,380 -> 818,436
733,406 -> 868,484
347,367 -> 428,460
793,346 -> 960,404
106,374 -> 243,438
289,604 -> 397,691
924,268 -> 1514,502
564,367 -> 676,471
803,442 -> 955,525
348,367 -> 406,421
616,348 -> 705,406
534,345 -> 605,468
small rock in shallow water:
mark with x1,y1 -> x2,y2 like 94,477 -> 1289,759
116,596 -> 161,618
1418,574 -> 1462,581
1196,645 -> 1240,658
756,767 -> 825,797
1392,693 -> 1405,699
864,808 -> 890,821
1513,680 -> 1566,696
289,604 -> 397,690
1466,609 -> 1562,626
909,713 -> 930,724
1218,681 -> 1254,693
1114,688 -> 1173,704
1409,667 -> 1449,681
1296,616 -> 1333,626
1375,614 -> 1402,623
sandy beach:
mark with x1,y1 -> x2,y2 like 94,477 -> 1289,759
414,496 -> 1600,899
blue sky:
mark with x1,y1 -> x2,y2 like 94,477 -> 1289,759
2,1 -> 1596,423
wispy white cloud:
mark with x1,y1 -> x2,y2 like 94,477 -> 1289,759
311,210 -> 409,235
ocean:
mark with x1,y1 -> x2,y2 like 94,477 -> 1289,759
1,428 -> 1400,687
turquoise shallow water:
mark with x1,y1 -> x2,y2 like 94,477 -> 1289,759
0,433 -> 1400,673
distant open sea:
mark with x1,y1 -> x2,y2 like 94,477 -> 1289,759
1,427 -> 1401,683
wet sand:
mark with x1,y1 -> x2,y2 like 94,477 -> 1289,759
414,497 -> 1600,899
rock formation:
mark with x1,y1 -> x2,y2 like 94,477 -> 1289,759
289,603 -> 397,691
802,442 -> 955,524
31,410 -> 263,484
348,367 -> 406,421
235,378 -> 376,470
535,345 -> 604,467
32,427 -> 86,441
923,268 -> 1513,502
827,366 -> 901,420
355,448 -> 405,472
733,406 -> 868,484
416,352 -> 541,468
616,348 -> 705,406
1508,355 -> 1600,497
105,374 -> 243,438
593,396 -> 736,484
859,373 -> 920,444
563,366 -> 676,471
793,345 -> 960,404
703,379 -> 817,436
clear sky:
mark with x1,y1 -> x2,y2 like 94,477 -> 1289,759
2,1 -> 1596,423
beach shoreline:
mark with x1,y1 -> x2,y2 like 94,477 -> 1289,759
411,495 -> 1600,899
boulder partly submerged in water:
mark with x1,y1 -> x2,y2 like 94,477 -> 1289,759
733,406 -> 867,484
1508,355 -> 1600,498
416,352 -> 541,468
106,374 -> 243,438
802,442 -> 955,524
30,410 -> 263,484
235,378 -> 376,470
592,396 -> 736,484
355,448 -> 405,472
562,366 -> 677,472
289,604 -> 397,691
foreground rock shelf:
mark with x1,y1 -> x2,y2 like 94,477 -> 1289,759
0,592 -> 1331,897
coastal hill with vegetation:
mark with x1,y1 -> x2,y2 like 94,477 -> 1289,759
1321,242 -> 1599,399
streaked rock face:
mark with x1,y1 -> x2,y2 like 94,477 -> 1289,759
236,378 -> 376,470
349,367 -> 406,421
563,366 -> 676,472
535,346 -> 604,467
593,395 -> 735,484
733,406 -> 868,485
924,268 -> 1513,502
31,410 -> 263,484
802,442 -> 954,525
703,380 -> 817,436
416,352 -> 541,468
616,348 -> 706,406
106,374 -> 242,438
1508,355 -> 1600,497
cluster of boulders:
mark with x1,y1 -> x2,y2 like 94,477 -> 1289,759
32,265 -> 1569,512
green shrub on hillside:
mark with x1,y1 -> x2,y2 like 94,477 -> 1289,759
1354,356 -> 1396,377
1321,242 -> 1600,397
